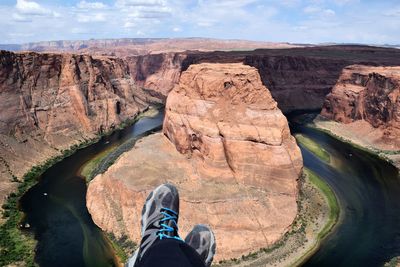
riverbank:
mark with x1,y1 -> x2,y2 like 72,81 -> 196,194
312,116 -> 400,169
216,167 -> 339,267
0,107 -> 156,267
0,139 -> 97,266
385,256 -> 400,267
294,134 -> 330,163
79,108 -> 160,182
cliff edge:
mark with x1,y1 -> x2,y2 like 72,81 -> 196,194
87,63 -> 303,261
318,65 -> 400,165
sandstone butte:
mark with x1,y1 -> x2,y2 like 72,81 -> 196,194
320,65 -> 400,164
86,63 -> 303,261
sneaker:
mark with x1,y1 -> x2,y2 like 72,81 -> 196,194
185,224 -> 216,267
126,183 -> 183,267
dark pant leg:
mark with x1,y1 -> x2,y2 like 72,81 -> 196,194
137,239 -> 206,267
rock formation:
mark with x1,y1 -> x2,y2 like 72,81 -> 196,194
87,63 -> 303,261
0,38 -> 300,57
244,56 -> 348,112
163,63 -> 303,186
182,45 -> 400,113
125,53 -> 186,98
0,50 -> 162,207
3,44 -> 400,217
320,65 -> 400,150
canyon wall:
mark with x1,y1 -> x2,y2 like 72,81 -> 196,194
0,50 -> 163,207
3,45 -> 400,212
125,53 -> 186,98
87,63 -> 303,261
244,56 -> 348,112
319,65 -> 400,152
182,46 -> 400,113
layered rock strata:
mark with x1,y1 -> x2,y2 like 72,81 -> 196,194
0,50 -> 161,207
320,65 -> 400,152
87,63 -> 303,261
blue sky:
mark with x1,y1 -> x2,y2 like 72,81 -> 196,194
0,0 -> 399,44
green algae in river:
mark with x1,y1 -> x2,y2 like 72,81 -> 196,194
295,134 -> 331,163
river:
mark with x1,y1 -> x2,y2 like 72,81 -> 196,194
19,111 -> 400,267
290,117 -> 400,267
20,110 -> 164,267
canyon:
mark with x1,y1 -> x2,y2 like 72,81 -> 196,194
1,42 -> 400,265
86,63 -> 302,261
0,38 -> 301,57
0,50 -> 162,208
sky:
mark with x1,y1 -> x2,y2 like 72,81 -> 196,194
0,0 -> 399,45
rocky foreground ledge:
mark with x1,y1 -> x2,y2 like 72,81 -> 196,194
87,63 -> 303,261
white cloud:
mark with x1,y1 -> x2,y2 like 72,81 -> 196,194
200,0 -> 258,9
384,8 -> 400,17
124,21 -> 136,28
77,1 -> 107,10
12,13 -> 32,22
128,9 -> 171,19
115,0 -> 166,8
16,0 -> 52,16
323,9 -> 335,16
0,0 -> 399,45
303,5 -> 335,17
279,0 -> 301,7
303,5 -> 320,14
333,0 -> 359,5
77,13 -> 106,22
71,27 -> 91,34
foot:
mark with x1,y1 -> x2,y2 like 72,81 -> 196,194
185,224 -> 216,267
127,184 -> 183,267
126,183 -> 183,267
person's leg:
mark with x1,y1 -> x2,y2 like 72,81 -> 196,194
136,238 -> 206,267
185,225 -> 216,267
126,184 -> 214,267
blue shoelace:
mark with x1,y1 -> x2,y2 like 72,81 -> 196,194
157,207 -> 183,241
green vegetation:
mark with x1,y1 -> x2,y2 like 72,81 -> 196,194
0,178 -> 37,266
107,233 -> 137,264
116,107 -> 159,131
81,107 -> 161,182
0,139 -> 99,266
80,146 -> 117,179
308,123 -> 400,165
384,256 -> 400,267
295,134 -> 331,163
305,169 -> 339,240
0,107 -> 160,266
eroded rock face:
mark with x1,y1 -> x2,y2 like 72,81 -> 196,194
0,50 -> 162,208
321,65 -> 400,148
87,63 -> 303,261
163,63 -> 303,188
244,56 -> 348,113
126,53 -> 186,98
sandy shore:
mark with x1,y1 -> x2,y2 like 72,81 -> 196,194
313,116 -> 400,169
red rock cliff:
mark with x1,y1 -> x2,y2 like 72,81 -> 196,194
318,65 -> 400,156
0,50 -> 163,207
163,63 -> 303,186
87,63 -> 303,261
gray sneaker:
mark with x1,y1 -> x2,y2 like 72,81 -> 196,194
126,183 -> 183,267
185,224 -> 216,267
